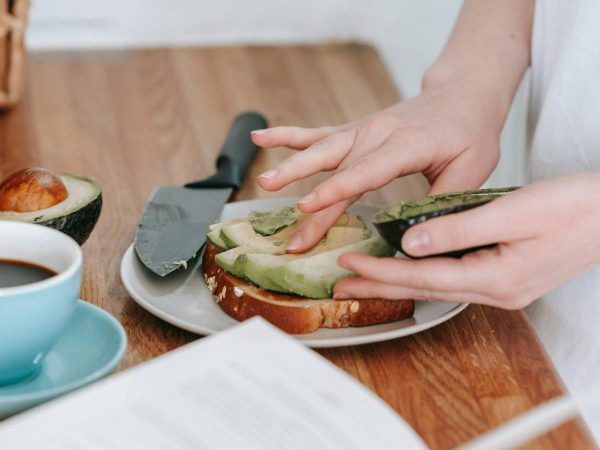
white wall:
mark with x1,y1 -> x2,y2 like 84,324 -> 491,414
27,0 -> 528,187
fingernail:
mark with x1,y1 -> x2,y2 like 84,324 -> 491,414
298,192 -> 317,205
334,292 -> 351,300
403,230 -> 430,253
258,169 -> 278,180
287,234 -> 303,251
251,129 -> 269,135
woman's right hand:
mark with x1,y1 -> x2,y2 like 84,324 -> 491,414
251,81 -> 505,253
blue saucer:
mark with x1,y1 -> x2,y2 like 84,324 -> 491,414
0,300 -> 127,417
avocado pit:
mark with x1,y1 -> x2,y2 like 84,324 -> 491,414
0,168 -> 68,213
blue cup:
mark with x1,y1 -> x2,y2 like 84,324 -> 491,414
0,222 -> 82,385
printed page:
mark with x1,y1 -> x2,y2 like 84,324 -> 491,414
0,318 -> 426,450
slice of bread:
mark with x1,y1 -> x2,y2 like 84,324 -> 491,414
203,243 -> 415,334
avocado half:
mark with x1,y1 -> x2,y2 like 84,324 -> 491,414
0,174 -> 102,245
372,187 -> 520,258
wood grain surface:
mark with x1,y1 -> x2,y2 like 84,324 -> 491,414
0,44 -> 595,449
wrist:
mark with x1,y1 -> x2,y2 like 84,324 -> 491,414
422,61 -> 514,133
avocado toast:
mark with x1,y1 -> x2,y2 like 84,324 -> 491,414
202,206 -> 415,334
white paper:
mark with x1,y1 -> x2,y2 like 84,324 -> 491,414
0,318 -> 426,450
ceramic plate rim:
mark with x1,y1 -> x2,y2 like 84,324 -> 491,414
121,198 -> 468,347
0,300 -> 127,404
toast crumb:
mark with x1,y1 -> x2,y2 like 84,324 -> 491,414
207,276 -> 216,293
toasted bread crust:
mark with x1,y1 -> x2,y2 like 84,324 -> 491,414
203,243 -> 415,334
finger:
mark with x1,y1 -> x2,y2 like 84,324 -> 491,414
251,125 -> 347,150
337,252 -> 499,294
427,141 -> 499,195
333,277 -> 491,305
286,197 -> 358,253
297,138 -> 420,213
258,130 -> 355,192
400,191 -> 536,257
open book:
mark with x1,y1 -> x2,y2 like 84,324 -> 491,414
0,318 -> 427,449
0,318 -> 593,449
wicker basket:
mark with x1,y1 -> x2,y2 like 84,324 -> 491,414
0,0 -> 28,109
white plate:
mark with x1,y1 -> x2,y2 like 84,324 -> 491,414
120,198 -> 468,347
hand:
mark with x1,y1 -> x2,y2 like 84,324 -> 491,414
252,83 -> 505,253
334,173 -> 600,309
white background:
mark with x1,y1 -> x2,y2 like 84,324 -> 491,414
26,0 -> 529,187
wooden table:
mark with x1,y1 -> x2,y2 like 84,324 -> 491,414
0,44 -> 595,449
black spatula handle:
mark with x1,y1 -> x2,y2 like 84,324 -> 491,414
185,111 -> 268,189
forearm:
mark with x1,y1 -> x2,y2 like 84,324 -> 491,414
423,0 -> 534,129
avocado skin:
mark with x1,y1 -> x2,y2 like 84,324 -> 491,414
374,187 -> 519,258
36,193 -> 102,245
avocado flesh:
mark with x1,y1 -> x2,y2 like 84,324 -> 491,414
215,247 -> 248,277
372,187 -> 519,257
211,208 -> 373,296
208,217 -> 244,232
249,205 -> 301,236
0,174 -> 102,245
272,236 -> 395,299
214,211 -> 367,250
216,223 -> 368,276
372,187 -> 519,224
219,222 -> 290,251
206,230 -> 228,251
214,223 -> 288,275
236,227 -> 371,292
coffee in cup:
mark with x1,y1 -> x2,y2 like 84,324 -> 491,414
0,222 -> 82,385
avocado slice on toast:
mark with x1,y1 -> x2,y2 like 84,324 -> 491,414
210,208 -> 385,298
235,227 -> 371,292
271,235 -> 394,299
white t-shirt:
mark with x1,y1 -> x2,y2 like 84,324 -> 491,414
526,0 -> 600,441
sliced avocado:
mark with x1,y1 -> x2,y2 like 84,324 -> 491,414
208,217 -> 244,232
214,223 -> 288,275
209,209 -> 368,244
206,230 -> 229,251
0,174 -> 102,245
234,253 -> 295,291
372,187 -> 519,258
215,247 -> 248,277
266,212 -> 368,241
271,235 -> 395,299
219,222 -> 289,252
210,205 -> 377,295
236,226 -> 370,292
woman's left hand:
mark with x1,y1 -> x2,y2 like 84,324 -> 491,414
334,173 -> 600,309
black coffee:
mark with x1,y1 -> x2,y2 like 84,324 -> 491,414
0,259 -> 57,288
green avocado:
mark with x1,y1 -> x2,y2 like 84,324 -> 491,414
210,206 -> 380,297
235,227 -> 370,292
372,186 -> 519,257
248,205 -> 301,236
206,230 -> 228,251
219,222 -> 290,252
271,235 -> 395,299
0,174 -> 102,245
214,222 -> 288,276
